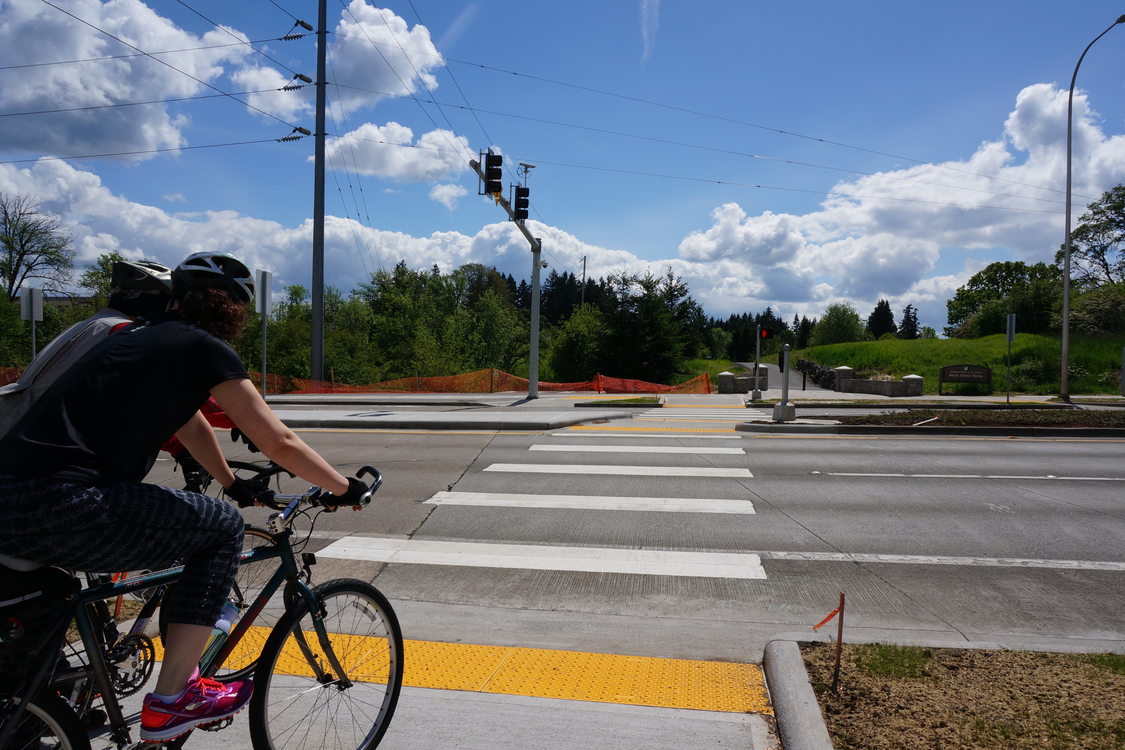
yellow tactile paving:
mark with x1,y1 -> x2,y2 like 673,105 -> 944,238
157,634 -> 771,715
567,425 -> 736,433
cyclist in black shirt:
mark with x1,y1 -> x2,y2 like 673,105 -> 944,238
0,251 -> 368,742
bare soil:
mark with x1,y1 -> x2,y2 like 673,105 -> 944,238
835,408 -> 1125,429
800,642 -> 1125,750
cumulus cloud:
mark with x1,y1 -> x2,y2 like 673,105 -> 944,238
0,0 -> 251,160
328,1 -> 444,116
326,122 -> 473,181
429,183 -> 467,210
4,81 -> 1125,335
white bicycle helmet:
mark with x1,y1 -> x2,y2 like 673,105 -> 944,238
110,260 -> 172,295
172,252 -> 254,304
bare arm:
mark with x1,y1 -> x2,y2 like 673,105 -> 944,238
209,378 -> 349,496
174,411 -> 236,489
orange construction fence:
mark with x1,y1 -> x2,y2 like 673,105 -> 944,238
0,365 -> 711,394
258,369 -> 712,395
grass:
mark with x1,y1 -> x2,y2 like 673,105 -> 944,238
853,644 -> 934,678
670,358 -> 747,385
835,408 -> 1125,428
797,333 -> 1125,395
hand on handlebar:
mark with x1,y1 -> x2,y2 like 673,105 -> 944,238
224,476 -> 275,508
321,477 -> 370,512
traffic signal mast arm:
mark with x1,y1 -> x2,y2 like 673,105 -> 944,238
470,157 -> 541,252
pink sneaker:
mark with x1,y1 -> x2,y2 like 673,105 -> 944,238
140,675 -> 253,741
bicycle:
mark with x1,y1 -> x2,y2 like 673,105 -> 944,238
0,466 -> 403,750
53,461 -> 296,729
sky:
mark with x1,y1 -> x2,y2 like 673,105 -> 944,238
2,0 -> 1125,334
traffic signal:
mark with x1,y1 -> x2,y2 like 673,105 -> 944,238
513,186 -> 530,221
760,328 -> 773,339
484,151 -> 503,195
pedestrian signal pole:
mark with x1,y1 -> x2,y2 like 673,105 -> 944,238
20,287 -> 43,358
257,270 -> 273,397
471,153 -> 543,398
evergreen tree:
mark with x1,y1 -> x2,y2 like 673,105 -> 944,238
866,299 -> 897,338
898,304 -> 920,339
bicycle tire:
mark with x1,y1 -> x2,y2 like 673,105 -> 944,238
0,692 -> 91,750
248,579 -> 403,750
158,527 -> 282,681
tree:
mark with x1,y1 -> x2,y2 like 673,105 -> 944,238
898,304 -> 920,339
547,303 -> 604,381
600,271 -> 684,382
809,303 -> 866,346
945,261 -> 1061,337
866,299 -> 896,338
1059,184 -> 1125,288
78,251 -> 126,309
0,193 -> 75,300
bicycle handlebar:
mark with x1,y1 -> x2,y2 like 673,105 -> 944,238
263,467 -> 382,531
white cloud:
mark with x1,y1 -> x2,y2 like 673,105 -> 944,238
230,64 -> 312,121
0,0 -> 251,160
326,122 -> 473,181
640,0 -> 660,61
328,1 -> 444,116
429,183 -> 467,210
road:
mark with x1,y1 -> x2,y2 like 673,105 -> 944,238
137,413 -> 1125,749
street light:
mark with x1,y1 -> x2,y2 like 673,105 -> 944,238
1060,14 -> 1125,402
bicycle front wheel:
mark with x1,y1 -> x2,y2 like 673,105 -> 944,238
0,692 -> 91,750
248,579 -> 403,750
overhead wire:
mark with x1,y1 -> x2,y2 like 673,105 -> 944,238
330,29 -> 1093,202
0,38 -> 287,71
0,137 -> 300,165
37,0 -> 304,132
172,0 -> 305,78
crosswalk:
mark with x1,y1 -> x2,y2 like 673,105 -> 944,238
318,424 -> 764,581
637,406 -> 769,422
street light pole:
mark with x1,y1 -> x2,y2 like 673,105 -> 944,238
1060,14 -> 1125,402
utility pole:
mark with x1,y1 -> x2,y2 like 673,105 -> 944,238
472,154 -> 543,398
310,0 -> 327,386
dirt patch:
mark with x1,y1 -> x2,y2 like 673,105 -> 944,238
800,643 -> 1125,749
835,408 -> 1125,429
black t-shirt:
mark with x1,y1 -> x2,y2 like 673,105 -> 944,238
0,314 -> 249,484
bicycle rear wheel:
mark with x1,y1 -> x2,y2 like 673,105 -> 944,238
248,579 -> 403,750
0,692 -> 90,750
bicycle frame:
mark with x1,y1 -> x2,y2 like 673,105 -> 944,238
9,491 -> 342,749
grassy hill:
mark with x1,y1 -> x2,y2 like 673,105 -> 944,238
796,333 -> 1125,395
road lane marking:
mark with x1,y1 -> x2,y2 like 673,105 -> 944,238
760,551 -> 1125,571
425,491 -> 756,514
569,425 -> 736,433
484,463 -> 753,478
550,432 -> 743,439
316,536 -> 767,579
822,471 -> 1125,482
530,444 -> 745,455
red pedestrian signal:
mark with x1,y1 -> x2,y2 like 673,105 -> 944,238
760,328 -> 773,339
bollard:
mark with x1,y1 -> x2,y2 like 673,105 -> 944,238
773,345 -> 796,422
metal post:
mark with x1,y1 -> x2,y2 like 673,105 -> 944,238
751,324 -> 762,400
528,241 -> 543,399
772,344 -> 796,422
1006,313 -> 1015,405
20,287 -> 43,358
257,270 -> 272,397
1061,16 -> 1125,402
1121,347 -> 1125,397
310,0 -> 328,386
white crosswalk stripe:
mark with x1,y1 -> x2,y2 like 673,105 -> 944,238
316,535 -> 767,579
484,463 -> 753,478
425,490 -> 756,514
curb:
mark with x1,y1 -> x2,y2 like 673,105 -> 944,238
276,410 -> 633,431
763,640 -> 834,750
735,423 -> 1125,438
763,635 -> 1125,750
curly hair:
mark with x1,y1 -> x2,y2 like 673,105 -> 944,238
178,287 -> 248,340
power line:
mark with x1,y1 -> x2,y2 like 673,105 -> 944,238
38,0 -> 304,131
330,29 -> 1091,202
0,88 -> 293,118
172,0 -> 306,78
0,136 -> 302,165
0,39 -> 285,71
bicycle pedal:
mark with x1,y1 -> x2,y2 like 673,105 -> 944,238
197,716 -> 234,731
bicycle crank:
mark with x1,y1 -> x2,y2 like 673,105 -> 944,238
108,633 -> 156,697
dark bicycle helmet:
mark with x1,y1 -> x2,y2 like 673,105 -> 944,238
172,251 -> 254,304
110,260 -> 173,295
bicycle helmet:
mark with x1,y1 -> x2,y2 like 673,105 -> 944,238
110,260 -> 173,295
172,251 -> 254,304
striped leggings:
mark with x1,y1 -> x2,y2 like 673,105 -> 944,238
0,477 -> 243,627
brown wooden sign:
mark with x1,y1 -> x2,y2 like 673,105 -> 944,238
939,364 -> 991,394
